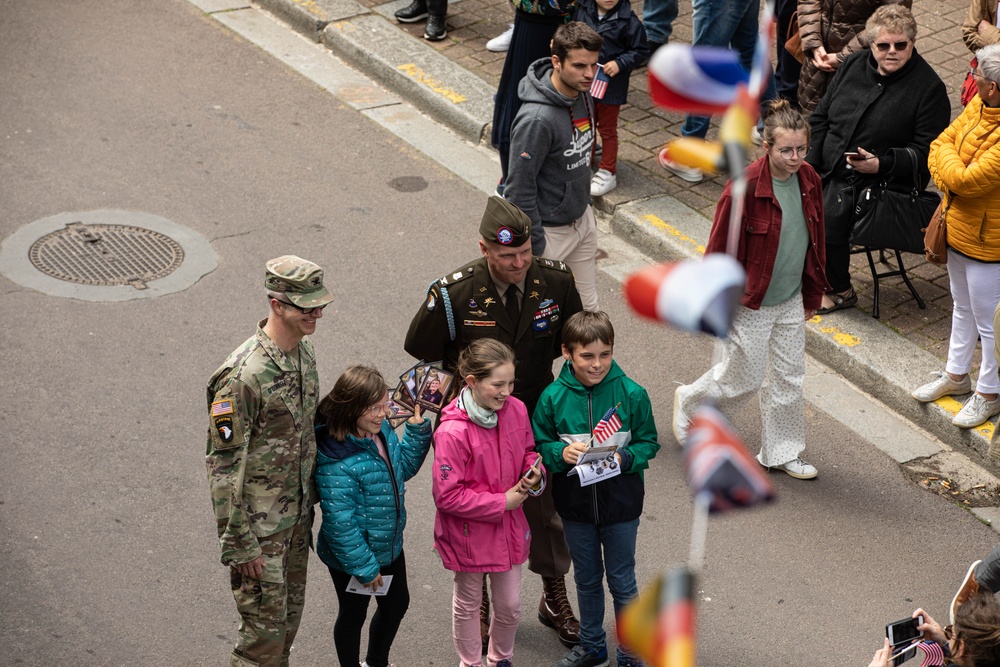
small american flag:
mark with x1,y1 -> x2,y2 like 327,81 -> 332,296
918,641 -> 944,667
590,64 -> 611,100
592,404 -> 622,444
212,399 -> 233,416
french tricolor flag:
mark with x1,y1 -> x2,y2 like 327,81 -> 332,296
590,63 -> 611,100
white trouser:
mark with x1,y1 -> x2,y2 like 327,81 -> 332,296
543,205 -> 599,311
946,249 -> 1000,394
677,294 -> 807,466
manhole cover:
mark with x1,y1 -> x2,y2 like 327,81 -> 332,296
0,209 -> 218,302
29,222 -> 184,289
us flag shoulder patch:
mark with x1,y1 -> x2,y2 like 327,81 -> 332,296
211,399 -> 234,416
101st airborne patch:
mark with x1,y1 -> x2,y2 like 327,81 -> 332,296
211,398 -> 237,446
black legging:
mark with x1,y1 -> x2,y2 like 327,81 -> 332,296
329,551 -> 410,667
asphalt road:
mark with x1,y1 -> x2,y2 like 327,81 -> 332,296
1,2 -> 996,666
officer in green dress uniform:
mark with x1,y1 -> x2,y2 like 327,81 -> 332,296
404,196 -> 584,647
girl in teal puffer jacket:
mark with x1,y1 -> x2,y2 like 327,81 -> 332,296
315,365 -> 432,667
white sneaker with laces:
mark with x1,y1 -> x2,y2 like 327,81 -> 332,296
658,149 -> 704,183
952,393 -> 1000,428
590,169 -> 617,196
911,370 -> 972,402
486,24 -> 514,52
758,453 -> 818,479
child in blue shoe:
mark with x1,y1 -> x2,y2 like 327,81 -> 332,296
532,311 -> 659,667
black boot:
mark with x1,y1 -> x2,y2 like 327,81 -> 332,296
394,0 -> 428,23
424,14 -> 447,41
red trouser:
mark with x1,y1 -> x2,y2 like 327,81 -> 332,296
595,101 -> 622,174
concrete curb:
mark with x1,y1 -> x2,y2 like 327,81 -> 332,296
236,0 -> 998,475
250,0 -> 494,143
322,15 -> 495,144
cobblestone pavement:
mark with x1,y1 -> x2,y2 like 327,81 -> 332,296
375,0 -> 974,365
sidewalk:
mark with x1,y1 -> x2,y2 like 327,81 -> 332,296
200,0 -> 998,474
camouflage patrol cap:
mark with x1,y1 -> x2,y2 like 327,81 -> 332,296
264,255 -> 334,308
480,196 -> 531,247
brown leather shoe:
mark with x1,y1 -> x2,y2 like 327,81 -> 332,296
538,575 -> 580,647
480,577 -> 490,653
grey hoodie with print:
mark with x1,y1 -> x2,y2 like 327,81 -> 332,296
505,57 -> 595,255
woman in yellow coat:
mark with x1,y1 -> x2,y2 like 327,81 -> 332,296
912,43 -> 1000,428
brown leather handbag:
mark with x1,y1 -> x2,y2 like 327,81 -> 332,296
785,11 -> 805,64
923,200 -> 948,265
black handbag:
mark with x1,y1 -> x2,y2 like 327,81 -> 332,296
849,147 -> 941,254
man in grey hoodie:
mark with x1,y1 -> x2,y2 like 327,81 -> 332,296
506,22 -> 603,312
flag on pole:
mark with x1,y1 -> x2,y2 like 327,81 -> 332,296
918,641 -> 945,667
592,404 -> 622,444
685,405 -> 775,512
590,63 -> 611,100
618,566 -> 696,667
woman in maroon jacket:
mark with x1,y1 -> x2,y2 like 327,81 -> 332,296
673,99 -> 829,480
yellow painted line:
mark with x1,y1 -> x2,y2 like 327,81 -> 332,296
811,316 -> 862,347
396,64 -> 467,103
936,396 -> 996,438
640,214 -> 706,255
330,21 -> 356,33
292,0 -> 328,18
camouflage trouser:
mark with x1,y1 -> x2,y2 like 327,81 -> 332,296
229,514 -> 312,667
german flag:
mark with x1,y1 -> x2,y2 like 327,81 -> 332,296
618,567 -> 696,667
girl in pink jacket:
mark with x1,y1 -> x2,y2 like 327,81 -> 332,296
433,338 -> 545,667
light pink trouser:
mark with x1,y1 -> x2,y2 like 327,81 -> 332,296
452,565 -> 523,667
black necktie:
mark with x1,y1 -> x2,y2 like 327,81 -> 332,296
504,284 -> 520,327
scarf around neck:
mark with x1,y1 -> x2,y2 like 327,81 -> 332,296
459,386 -> 498,429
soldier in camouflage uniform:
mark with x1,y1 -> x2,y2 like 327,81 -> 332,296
206,256 -> 333,667
404,196 -> 585,648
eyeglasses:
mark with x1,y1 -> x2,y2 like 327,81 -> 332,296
944,624 -> 953,640
367,400 -> 394,416
776,145 -> 809,159
274,298 -> 327,316
874,40 -> 910,52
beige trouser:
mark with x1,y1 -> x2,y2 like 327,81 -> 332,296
543,205 -> 599,311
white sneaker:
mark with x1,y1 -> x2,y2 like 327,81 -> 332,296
750,125 -> 763,146
672,385 -> 688,446
952,393 -> 1000,428
911,370 -> 972,403
486,24 -> 514,52
590,169 -> 617,196
658,149 -> 704,183
758,453 -> 818,480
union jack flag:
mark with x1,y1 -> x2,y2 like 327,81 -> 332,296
592,405 -> 622,444
590,64 -> 611,100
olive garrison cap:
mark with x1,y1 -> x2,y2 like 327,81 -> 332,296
480,196 -> 531,247
264,255 -> 334,308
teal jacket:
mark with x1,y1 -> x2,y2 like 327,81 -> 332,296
315,419 -> 431,582
533,360 -> 659,524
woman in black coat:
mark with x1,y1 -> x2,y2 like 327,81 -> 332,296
806,4 -> 950,313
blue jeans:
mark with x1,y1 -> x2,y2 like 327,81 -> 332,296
562,519 -> 640,662
682,0 -> 777,139
642,0 -> 678,45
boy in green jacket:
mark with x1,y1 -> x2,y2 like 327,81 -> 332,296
532,310 -> 659,667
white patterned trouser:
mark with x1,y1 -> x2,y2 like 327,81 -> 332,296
677,294 -> 806,466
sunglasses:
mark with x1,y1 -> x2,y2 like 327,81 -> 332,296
275,298 -> 327,316
874,40 -> 910,52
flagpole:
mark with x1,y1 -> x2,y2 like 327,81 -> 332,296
688,491 -> 711,573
